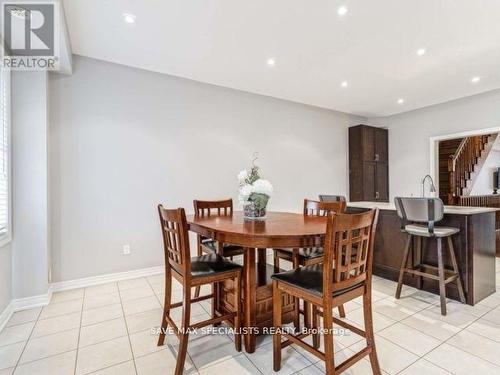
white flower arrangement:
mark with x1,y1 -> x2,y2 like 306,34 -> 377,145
237,158 -> 273,210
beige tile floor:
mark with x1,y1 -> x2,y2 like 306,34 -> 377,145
0,257 -> 499,375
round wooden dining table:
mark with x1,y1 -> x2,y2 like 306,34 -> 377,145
187,211 -> 328,353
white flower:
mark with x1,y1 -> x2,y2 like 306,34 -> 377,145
252,179 -> 273,197
237,169 -> 248,183
238,184 -> 254,203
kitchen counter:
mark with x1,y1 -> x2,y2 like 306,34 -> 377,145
347,201 -> 497,305
348,201 -> 499,215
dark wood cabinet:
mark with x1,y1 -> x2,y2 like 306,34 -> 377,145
349,125 -> 389,202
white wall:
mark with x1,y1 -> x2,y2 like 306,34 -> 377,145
11,71 -> 50,299
368,89 -> 500,200
0,244 -> 11,313
49,55 -> 365,282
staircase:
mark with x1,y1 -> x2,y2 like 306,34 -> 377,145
448,133 -> 498,203
439,138 -> 464,202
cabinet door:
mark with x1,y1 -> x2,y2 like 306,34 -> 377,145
363,162 -> 377,201
362,127 -> 375,161
375,128 -> 388,163
376,163 -> 389,201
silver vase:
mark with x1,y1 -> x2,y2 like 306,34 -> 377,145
243,202 -> 266,220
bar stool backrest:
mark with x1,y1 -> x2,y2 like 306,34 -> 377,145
318,195 -> 346,203
394,197 -> 444,233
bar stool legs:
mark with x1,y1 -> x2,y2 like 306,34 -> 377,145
436,238 -> 447,315
447,237 -> 466,303
395,233 -> 466,316
395,235 -> 412,299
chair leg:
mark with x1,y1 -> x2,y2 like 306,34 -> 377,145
396,234 -> 412,299
447,236 -> 466,303
323,302 -> 335,375
273,280 -> 282,372
416,236 -> 423,290
293,297 -> 301,332
363,291 -> 381,375
303,301 -> 311,330
273,250 -> 280,273
312,304 -> 320,349
157,268 -> 172,346
212,282 -> 221,327
194,242 -> 203,298
338,305 -> 346,318
437,238 -> 447,316
211,282 -> 216,321
174,287 -> 191,375
234,274 -> 242,352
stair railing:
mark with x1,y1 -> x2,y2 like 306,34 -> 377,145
448,135 -> 489,202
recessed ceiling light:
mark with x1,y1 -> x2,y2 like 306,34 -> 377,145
341,81 -> 348,88
337,6 -> 348,16
397,98 -> 405,104
123,13 -> 136,24
416,48 -> 426,56
267,58 -> 275,66
471,76 -> 481,83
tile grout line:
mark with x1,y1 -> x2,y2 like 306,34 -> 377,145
2,276 -> 497,374
340,289 -> 452,373
436,306 -> 500,368
147,275 -> 202,374
118,281 -> 140,375
10,301 -> 43,372
73,288 -> 86,375
393,290 -> 498,371
393,296 -> 499,374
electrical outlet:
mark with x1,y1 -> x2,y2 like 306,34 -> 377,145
123,244 -> 131,255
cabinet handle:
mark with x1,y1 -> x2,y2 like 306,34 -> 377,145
374,153 -> 379,162
375,191 -> 380,199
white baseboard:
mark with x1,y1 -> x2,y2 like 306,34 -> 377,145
12,289 -> 53,311
0,265 -> 164,328
0,301 -> 14,333
51,265 -> 164,292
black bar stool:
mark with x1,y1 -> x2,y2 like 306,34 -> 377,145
394,197 -> 466,315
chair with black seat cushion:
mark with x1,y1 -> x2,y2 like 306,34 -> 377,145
273,199 -> 347,327
273,199 -> 347,269
394,197 -> 465,316
193,199 -> 245,298
318,194 -> 346,203
157,205 -> 242,375
272,209 -> 381,375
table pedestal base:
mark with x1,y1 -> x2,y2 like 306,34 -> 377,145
216,263 -> 295,352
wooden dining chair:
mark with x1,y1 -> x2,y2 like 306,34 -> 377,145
157,205 -> 242,375
273,199 -> 347,329
193,199 -> 245,298
272,209 -> 381,375
318,194 -> 346,203
273,199 -> 347,269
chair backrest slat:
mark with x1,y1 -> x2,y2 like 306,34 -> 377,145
303,199 -> 346,217
194,199 -> 233,218
322,209 -> 379,297
158,205 -> 191,276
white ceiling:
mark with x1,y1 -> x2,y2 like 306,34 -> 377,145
62,0 -> 500,117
